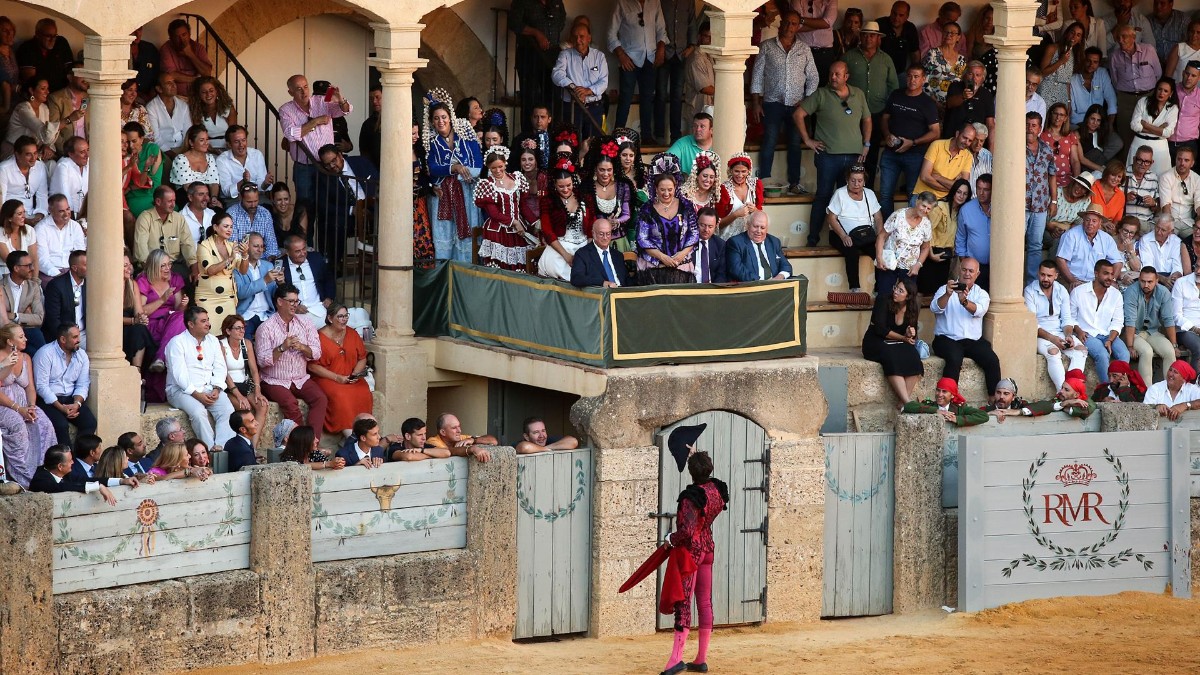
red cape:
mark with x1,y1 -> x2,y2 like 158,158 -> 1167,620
619,543 -> 698,615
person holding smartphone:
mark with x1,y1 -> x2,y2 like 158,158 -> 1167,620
305,303 -> 371,437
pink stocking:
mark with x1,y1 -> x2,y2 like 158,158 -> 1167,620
694,560 -> 714,664
667,627 -> 689,669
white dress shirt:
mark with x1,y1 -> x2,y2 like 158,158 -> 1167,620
931,284 -> 990,340
551,47 -> 610,104
34,218 -> 86,277
215,148 -> 269,198
593,243 -> 622,286
244,260 -> 272,319
1171,273 -> 1200,331
182,206 -> 214,245
293,260 -> 327,327
48,160 -> 89,215
165,331 -> 227,395
0,157 -> 48,216
1143,380 -> 1200,406
1023,280 -> 1075,338
608,0 -> 669,67
70,275 -> 84,335
1070,281 -> 1124,338
1159,168 -> 1200,227
1138,230 -> 1185,275
145,95 -> 191,151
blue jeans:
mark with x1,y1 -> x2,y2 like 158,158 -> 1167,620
616,61 -> 657,141
655,56 -> 686,141
1084,334 -> 1130,383
878,147 -> 925,219
1025,210 -> 1048,285
759,102 -> 804,187
809,153 -> 859,245
292,161 -> 317,207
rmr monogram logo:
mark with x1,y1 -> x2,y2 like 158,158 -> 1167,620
1043,463 -> 1109,526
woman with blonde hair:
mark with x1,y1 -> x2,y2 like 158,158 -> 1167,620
0,323 -> 53,486
150,441 -> 210,480
138,247 -> 189,371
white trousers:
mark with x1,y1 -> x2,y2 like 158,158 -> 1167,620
166,386 -> 236,449
1037,337 -> 1088,389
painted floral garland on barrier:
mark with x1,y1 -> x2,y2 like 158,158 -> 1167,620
516,458 -> 587,522
311,461 -> 463,537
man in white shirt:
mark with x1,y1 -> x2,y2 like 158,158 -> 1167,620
48,136 -> 88,216
0,136 -> 50,223
1170,240 -> 1200,372
233,232 -> 282,339
144,72 -> 190,154
1143,359 -> 1200,419
1070,258 -> 1131,383
1025,259 -> 1087,389
215,125 -> 272,199
1139,212 -> 1191,288
165,305 -> 235,449
1124,146 -> 1160,225
34,194 -> 85,283
930,257 -> 1002,403
1025,68 -> 1047,123
608,0 -> 669,143
692,208 -> 727,284
181,182 -> 214,245
1159,145 -> 1200,237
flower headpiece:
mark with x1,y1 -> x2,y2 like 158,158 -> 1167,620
555,157 -> 576,173
694,152 -> 717,172
646,152 -> 684,195
555,130 -> 578,147
613,127 -> 639,148
681,150 -> 722,204
488,145 -> 512,162
727,153 -> 753,170
422,87 -> 457,152
600,141 -> 619,159
484,107 -> 507,128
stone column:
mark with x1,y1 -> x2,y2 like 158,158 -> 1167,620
983,2 -> 1039,389
704,11 -> 757,167
76,37 -> 141,442
0,494 -> 56,673
249,463 -> 314,663
367,23 -> 430,426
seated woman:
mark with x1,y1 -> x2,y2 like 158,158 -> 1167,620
4,77 -> 57,156
1077,104 -> 1122,172
861,278 -> 923,405
1144,359 -> 1200,420
169,124 -> 221,207
270,182 -> 309,249
120,80 -> 153,142
636,157 -> 698,285
94,445 -> 155,483
537,158 -> 594,280
185,437 -> 211,471
188,76 -> 237,152
308,304 -> 372,436
1094,360 -> 1146,402
218,314 -> 270,445
1089,160 -> 1126,229
138,248 -> 189,372
149,441 -> 211,480
826,164 -> 882,293
195,210 -> 247,319
902,377 -> 989,426
122,252 -> 156,370
0,323 -> 55,486
279,424 -> 346,470
0,199 -> 38,277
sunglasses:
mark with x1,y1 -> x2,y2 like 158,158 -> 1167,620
296,265 -> 305,281
841,99 -> 853,115
638,11 -> 644,26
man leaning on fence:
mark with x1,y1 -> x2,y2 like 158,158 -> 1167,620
427,412 -> 495,463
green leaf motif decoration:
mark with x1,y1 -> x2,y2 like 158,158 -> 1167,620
516,459 -> 587,522
311,462 -> 466,538
824,448 -> 888,503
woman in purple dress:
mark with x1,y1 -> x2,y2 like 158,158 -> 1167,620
137,248 -> 189,371
0,324 -> 54,484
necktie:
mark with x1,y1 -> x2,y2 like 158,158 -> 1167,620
756,242 -> 771,280
601,249 -> 615,283
701,241 -> 710,283
538,132 -> 548,164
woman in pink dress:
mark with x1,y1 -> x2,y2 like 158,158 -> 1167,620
475,145 -> 531,272
137,248 -> 189,370
0,323 -> 54,484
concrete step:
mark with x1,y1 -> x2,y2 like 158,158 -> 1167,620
787,247 -> 876,298
806,302 -> 938,350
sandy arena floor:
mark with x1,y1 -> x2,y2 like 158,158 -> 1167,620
193,592 -> 1199,675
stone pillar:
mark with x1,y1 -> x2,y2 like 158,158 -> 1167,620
892,414 -> 947,613
249,463 -> 314,664
367,23 -> 430,426
0,493 -> 56,673
704,11 -> 757,166
77,37 -> 141,442
465,446 -> 517,637
983,2 -> 1040,389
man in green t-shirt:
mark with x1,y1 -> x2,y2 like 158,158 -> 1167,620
795,60 -> 871,246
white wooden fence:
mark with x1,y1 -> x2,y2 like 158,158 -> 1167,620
52,473 -> 252,594
822,433 -> 894,617
515,448 -> 591,639
310,458 -> 468,563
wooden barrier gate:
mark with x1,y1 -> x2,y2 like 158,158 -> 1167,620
821,432 -> 894,617
514,447 -> 592,639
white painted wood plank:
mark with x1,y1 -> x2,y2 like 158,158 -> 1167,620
982,576 -> 1170,607
312,524 -> 467,562
742,419 -> 767,622
53,493 -> 249,545
311,502 -> 465,543
981,454 -> 1171,485
310,479 -> 465,518
982,477 -> 1170,504
51,474 -> 250,517
550,451 -> 572,633
822,436 -> 838,616
711,411 -> 731,625
312,457 -> 467,493
866,435 -> 893,615
569,448 -> 592,634
983,551 -> 1170,585
531,454 -> 554,636
849,435 -> 873,616
833,435 -> 856,617
982,502 -> 1170,536
982,526 -> 1170,560
55,520 -> 251,571
54,544 -> 249,594
515,455 -> 536,639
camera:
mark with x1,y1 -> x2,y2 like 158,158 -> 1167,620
948,280 -> 965,291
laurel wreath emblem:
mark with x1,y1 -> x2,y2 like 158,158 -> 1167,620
1001,448 -> 1153,577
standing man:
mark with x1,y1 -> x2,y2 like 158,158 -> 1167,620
955,173 -> 993,289
165,305 -> 235,450
1125,145 -> 1161,226
693,207 -> 727,284
1124,266 -> 1180,384
509,0 -> 566,134
876,1 -> 920,74
1057,209 -> 1124,288
511,106 -> 555,168
254,283 -> 328,429
1071,259 -> 1131,385
551,20 -> 608,139
1159,146 -> 1200,239
515,417 -> 581,454
1025,69 -> 1047,123
47,65 -> 90,153
879,65 -> 940,218
159,19 -> 213,92
750,10 -> 818,195
1025,112 -> 1057,285
33,324 -> 95,444
2,250 -> 45,353
656,0 -> 697,143
1147,0 -> 1189,66
942,62 -> 995,149
913,124 -> 974,200
1101,0 -> 1155,49
845,21 -> 898,186
16,18 -> 73,91
796,61 -> 870,246
49,137 -> 88,216
609,0 -> 668,145
931,257 -> 1002,403
968,122 -> 992,187
279,74 -> 352,206
918,2 -> 967,56
683,21 -> 715,122
233,233 -> 282,339
1025,259 -> 1088,390
1110,25 -> 1162,158
1069,47 -> 1119,127
793,0 -> 837,85
1169,60 -> 1200,164
667,113 -> 714,174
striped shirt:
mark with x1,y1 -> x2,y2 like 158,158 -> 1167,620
279,95 -> 352,165
254,312 -> 321,388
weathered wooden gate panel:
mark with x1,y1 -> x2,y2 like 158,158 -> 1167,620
656,411 -> 768,629
822,433 -> 894,617
514,448 -> 592,639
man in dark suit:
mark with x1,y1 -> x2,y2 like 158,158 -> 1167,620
335,417 -> 388,468
30,445 -> 127,504
225,409 -> 260,473
280,235 -> 335,328
511,105 -> 555,166
726,211 -> 794,282
693,206 -> 727,283
65,433 -> 103,482
571,219 -> 630,288
316,143 -> 376,273
43,249 -> 85,345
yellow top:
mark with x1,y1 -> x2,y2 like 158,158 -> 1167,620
913,139 -> 973,199
928,201 -> 959,249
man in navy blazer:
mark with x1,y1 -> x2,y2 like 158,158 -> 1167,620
316,144 -> 376,272
30,446 -> 123,503
65,433 -> 104,483
43,250 -> 86,344
571,219 -> 630,288
225,410 -> 260,472
726,211 -> 793,282
693,207 -> 728,283
335,417 -> 388,468
281,235 -> 336,328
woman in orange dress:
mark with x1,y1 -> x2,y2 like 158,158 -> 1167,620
1089,159 -> 1126,230
306,304 -> 372,435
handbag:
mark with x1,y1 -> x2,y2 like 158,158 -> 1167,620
847,224 -> 876,247
880,247 -> 898,271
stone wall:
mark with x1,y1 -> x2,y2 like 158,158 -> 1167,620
571,358 -> 827,636
0,450 -> 516,675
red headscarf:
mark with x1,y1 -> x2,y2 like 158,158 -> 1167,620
1063,378 -> 1088,400
1170,360 -> 1197,383
1108,360 -> 1146,393
936,377 -> 966,405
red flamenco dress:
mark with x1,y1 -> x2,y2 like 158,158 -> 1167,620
475,171 -> 531,272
